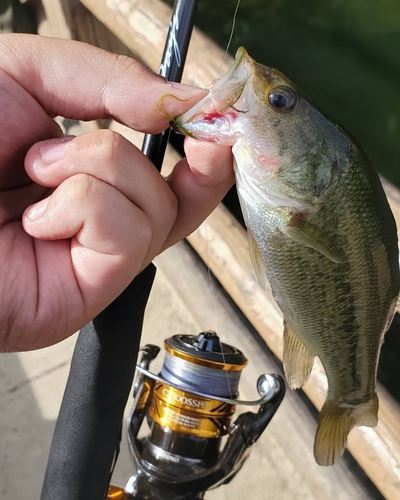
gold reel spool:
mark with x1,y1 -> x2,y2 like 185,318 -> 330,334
146,331 -> 248,458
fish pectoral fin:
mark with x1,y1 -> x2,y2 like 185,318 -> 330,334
248,231 -> 267,290
279,216 -> 345,264
283,321 -> 315,389
314,396 -> 378,466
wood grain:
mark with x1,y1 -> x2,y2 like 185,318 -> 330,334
33,0 -> 134,56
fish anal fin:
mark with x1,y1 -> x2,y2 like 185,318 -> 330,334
283,321 -> 315,390
351,395 -> 379,427
314,395 -> 379,466
248,231 -> 267,290
280,216 -> 345,264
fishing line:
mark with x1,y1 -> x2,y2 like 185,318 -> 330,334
204,225 -> 218,328
194,0 -> 244,400
204,224 -> 221,338
204,0 -> 243,399
203,224 -> 234,399
192,30 -> 201,88
161,350 -> 241,397
222,0 -> 242,69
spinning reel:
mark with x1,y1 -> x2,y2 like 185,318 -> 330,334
107,331 -> 285,500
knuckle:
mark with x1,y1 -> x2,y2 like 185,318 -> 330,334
162,189 -> 178,228
135,210 -> 152,247
113,53 -> 155,81
67,173 -> 96,202
102,54 -> 160,119
114,53 -> 142,73
95,129 -> 125,165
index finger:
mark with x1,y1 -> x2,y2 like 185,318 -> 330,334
0,34 -> 207,133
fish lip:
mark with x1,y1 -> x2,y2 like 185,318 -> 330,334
175,47 -> 252,129
217,46 -> 249,85
170,119 -> 196,138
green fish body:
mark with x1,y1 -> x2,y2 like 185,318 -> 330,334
175,48 -> 400,465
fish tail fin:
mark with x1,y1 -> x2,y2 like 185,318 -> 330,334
314,395 -> 379,466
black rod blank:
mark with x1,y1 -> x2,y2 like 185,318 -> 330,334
40,266 -> 156,500
142,0 -> 198,170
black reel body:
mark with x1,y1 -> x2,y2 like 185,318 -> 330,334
108,331 -> 285,500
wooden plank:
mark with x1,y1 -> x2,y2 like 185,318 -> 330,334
33,0 -> 134,56
80,0 -> 232,80
79,0 -> 180,69
31,0 -> 73,39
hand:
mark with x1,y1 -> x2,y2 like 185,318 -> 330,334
0,34 -> 234,352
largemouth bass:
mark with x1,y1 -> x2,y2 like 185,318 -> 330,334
174,47 -> 400,465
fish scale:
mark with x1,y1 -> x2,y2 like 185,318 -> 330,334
175,47 -> 399,466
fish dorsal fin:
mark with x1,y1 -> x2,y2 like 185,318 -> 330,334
283,321 -> 315,390
279,216 -> 345,264
314,395 -> 378,466
248,231 -> 267,290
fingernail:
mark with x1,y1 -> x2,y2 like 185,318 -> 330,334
40,135 -> 74,165
25,197 -> 49,220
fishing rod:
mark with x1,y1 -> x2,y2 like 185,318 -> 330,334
40,1 -> 198,500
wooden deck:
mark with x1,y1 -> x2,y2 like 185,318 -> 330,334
1,1 -> 399,499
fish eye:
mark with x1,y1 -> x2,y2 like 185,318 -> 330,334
268,86 -> 297,112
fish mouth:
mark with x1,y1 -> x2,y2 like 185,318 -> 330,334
174,47 -> 254,132
214,46 -> 251,90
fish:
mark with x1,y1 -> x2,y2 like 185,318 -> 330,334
173,47 -> 400,465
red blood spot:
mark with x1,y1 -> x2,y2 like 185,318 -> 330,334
202,111 -> 224,121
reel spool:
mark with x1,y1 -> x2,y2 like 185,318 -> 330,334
147,331 -> 247,463
108,331 -> 285,500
